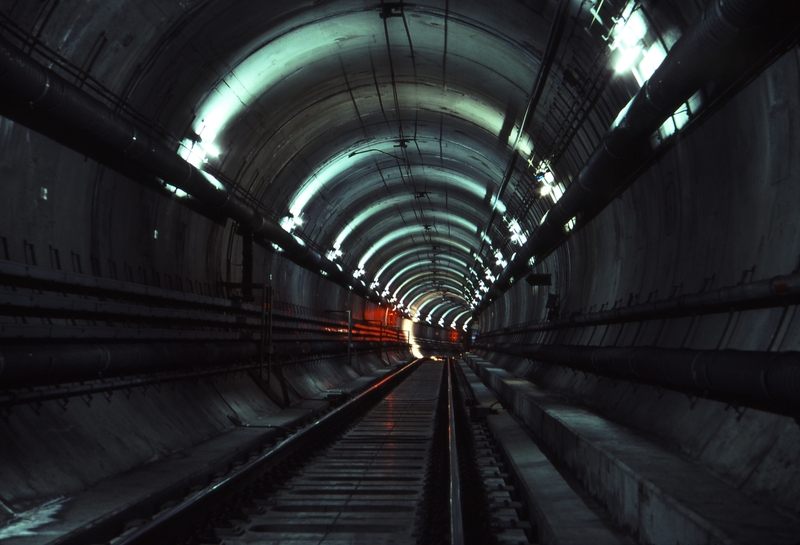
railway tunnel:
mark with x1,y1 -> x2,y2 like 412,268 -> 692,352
1,0 -> 799,543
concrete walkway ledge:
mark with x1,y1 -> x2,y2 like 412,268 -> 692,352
459,361 -> 633,545
465,355 -> 800,545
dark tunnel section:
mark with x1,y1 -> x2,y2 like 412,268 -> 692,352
1,0 -> 800,542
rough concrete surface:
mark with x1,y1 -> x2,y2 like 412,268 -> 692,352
466,355 -> 800,545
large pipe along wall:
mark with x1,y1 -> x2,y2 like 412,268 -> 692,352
476,342 -> 800,417
0,341 -> 409,388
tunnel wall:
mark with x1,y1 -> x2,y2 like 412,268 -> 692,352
0,0 -> 394,321
2,0 -> 798,537
0,52 -> 411,518
0,350 -> 409,527
477,44 -> 800,519
483,44 -> 800,337
0,373 -> 279,515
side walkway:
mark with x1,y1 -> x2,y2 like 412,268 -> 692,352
459,360 -> 633,545
465,354 -> 800,545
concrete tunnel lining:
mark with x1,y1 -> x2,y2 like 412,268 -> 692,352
0,0 -> 799,542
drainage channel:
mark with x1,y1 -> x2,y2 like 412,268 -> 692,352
108,358 -> 535,545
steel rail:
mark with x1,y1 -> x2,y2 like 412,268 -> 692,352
84,357 -> 427,545
448,357 -> 466,545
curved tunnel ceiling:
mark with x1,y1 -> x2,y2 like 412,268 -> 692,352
148,0 -> 695,330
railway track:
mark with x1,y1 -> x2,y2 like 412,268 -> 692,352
220,362 -> 443,544
101,358 -> 534,545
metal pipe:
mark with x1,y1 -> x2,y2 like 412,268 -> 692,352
475,342 -> 800,417
479,273 -> 800,338
0,340 -> 409,387
0,341 -> 258,387
475,0 -> 780,314
0,36 -> 388,307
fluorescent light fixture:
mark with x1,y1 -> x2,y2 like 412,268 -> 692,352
539,211 -> 549,225
506,217 -> 528,246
